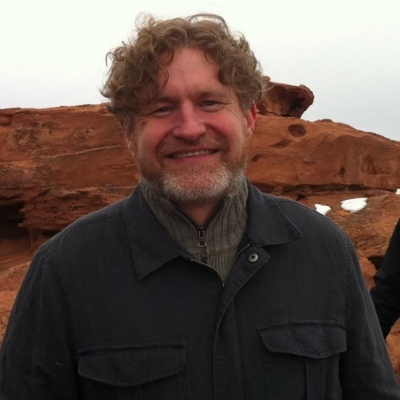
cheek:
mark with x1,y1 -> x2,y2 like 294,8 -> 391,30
224,120 -> 252,146
134,132 -> 163,164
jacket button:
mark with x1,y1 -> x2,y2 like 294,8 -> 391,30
248,253 -> 259,263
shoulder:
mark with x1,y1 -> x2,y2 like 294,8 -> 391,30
248,184 -> 350,246
54,196 -> 126,240
270,194 -> 335,224
36,195 -> 130,266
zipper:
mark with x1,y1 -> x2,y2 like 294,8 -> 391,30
198,225 -> 207,264
190,226 -> 224,286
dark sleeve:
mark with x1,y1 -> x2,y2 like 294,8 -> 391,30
340,238 -> 400,399
0,244 -> 81,399
371,219 -> 400,338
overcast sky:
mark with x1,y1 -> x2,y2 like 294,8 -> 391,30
1,0 -> 399,141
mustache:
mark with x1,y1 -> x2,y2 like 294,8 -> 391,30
159,137 -> 229,156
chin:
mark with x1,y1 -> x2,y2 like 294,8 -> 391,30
159,169 -> 243,204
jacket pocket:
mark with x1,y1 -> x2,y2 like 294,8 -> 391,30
258,321 -> 346,400
78,343 -> 186,400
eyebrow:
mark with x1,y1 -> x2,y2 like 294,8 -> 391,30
155,89 -> 231,103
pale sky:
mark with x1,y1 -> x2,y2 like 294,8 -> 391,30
1,0 -> 399,141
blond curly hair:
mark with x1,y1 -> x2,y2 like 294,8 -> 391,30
101,13 -> 265,129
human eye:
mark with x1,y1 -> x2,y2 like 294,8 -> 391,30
199,100 -> 222,111
151,105 -> 174,117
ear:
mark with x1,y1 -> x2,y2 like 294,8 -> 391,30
244,102 -> 257,139
121,123 -> 135,155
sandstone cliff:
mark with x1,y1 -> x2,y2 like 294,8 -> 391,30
1,81 -> 400,376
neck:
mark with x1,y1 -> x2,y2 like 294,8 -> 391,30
139,174 -> 247,227
176,200 -> 221,226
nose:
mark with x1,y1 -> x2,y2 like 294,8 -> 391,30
172,104 -> 206,141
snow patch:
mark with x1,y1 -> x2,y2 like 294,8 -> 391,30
341,198 -> 367,213
315,204 -> 331,215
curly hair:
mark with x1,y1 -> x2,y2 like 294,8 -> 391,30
101,13 -> 266,129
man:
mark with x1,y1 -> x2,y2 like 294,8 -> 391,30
371,218 -> 400,338
0,13 -> 399,399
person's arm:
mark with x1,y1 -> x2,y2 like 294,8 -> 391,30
371,219 -> 400,338
340,239 -> 400,399
0,244 -> 81,399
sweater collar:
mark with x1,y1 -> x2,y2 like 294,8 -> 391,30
139,176 -> 249,281
123,181 -> 301,280
139,176 -> 248,254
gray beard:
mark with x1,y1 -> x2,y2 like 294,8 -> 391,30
141,168 -> 246,206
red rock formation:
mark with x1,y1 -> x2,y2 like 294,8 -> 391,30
1,82 -> 400,377
257,79 -> 314,118
248,116 -> 399,195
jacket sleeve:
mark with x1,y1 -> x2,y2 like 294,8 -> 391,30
0,243 -> 81,399
340,238 -> 400,399
370,219 -> 400,338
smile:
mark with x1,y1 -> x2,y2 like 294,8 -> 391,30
171,150 -> 215,158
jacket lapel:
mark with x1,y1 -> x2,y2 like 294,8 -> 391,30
123,187 -> 191,280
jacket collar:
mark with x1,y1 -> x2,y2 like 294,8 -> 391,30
123,186 -> 192,280
246,183 -> 302,246
123,183 -> 302,280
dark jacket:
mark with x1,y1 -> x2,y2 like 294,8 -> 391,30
371,218 -> 400,338
1,184 -> 399,399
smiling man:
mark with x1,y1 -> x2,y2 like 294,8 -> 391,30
128,46 -> 256,225
1,13 -> 400,400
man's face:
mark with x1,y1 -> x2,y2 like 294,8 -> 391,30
126,47 -> 256,206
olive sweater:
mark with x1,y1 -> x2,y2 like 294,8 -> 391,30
140,176 -> 248,281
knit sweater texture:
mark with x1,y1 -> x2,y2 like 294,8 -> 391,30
140,176 -> 249,281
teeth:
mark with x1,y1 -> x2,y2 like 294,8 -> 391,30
172,150 -> 213,158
